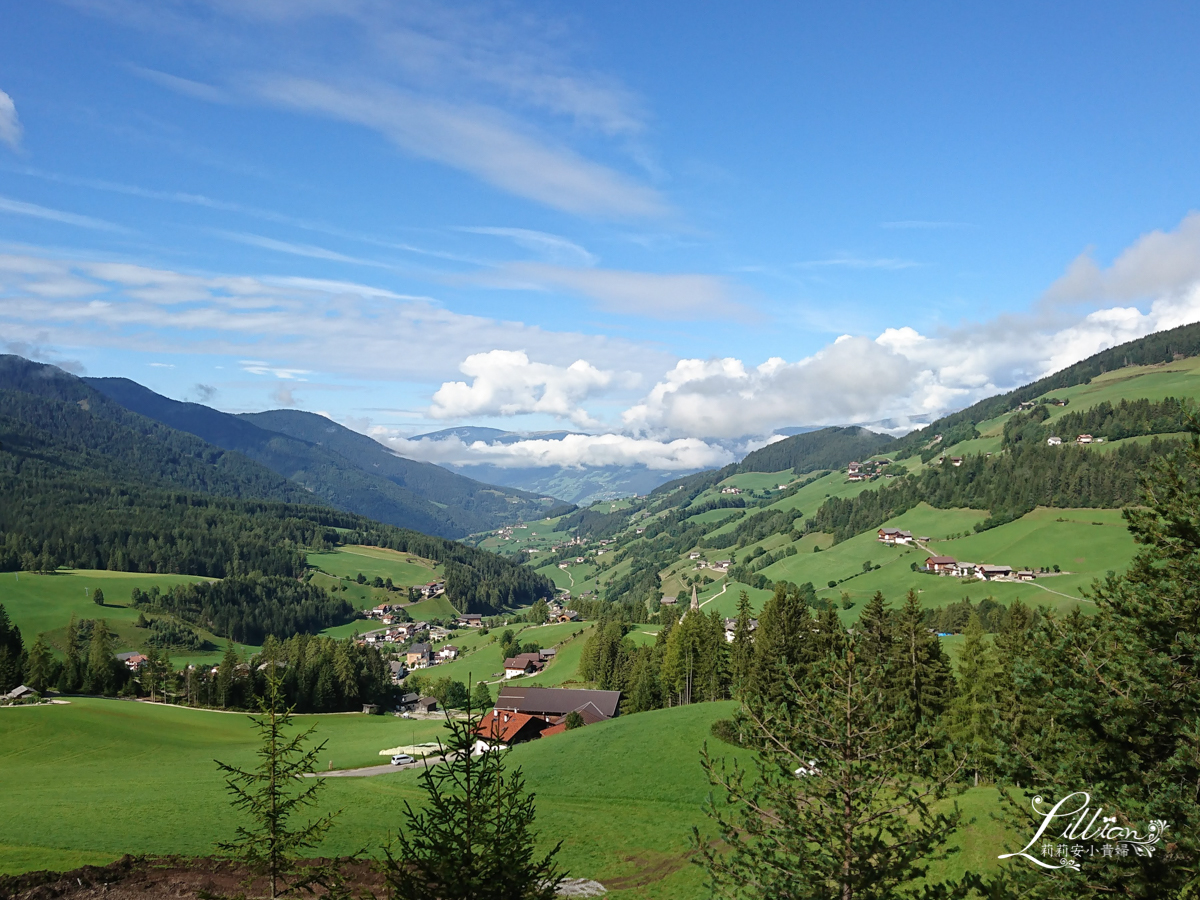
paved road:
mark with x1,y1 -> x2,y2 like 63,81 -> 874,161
309,758 -> 439,778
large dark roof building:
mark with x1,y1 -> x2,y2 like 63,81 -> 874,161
496,685 -> 622,722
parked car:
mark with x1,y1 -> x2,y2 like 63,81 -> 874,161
391,754 -> 415,766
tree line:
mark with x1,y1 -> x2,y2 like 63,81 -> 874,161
134,576 -> 356,645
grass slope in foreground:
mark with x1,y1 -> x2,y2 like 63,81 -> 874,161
0,698 -> 1018,897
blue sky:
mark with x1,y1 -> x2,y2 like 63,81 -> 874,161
5,1 -> 1200,472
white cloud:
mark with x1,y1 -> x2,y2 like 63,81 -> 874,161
388,432 -> 733,471
0,90 -> 21,150
623,338 -> 921,439
0,196 -> 131,233
0,249 -> 668,387
252,78 -> 665,218
1045,211 -> 1200,303
241,360 -> 311,380
482,262 -> 742,320
429,349 -> 619,427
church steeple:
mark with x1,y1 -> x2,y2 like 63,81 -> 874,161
690,583 -> 699,612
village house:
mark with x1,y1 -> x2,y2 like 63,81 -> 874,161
456,613 -> 483,628
1076,434 -> 1094,444
554,609 -> 580,623
503,652 -> 546,678
389,661 -> 407,683
437,645 -> 459,661
493,685 -> 622,731
723,617 -> 758,642
878,528 -> 913,545
953,562 -> 978,578
474,711 -> 548,752
950,457 -> 964,467
428,625 -> 451,642
406,642 -> 432,668
720,486 -> 742,495
925,556 -> 957,575
977,565 -> 1014,580
116,652 -> 148,671
414,696 -> 438,714
420,581 -> 445,597
711,560 -> 731,572
1047,436 -> 1062,446
2,685 -> 37,702
1016,570 -> 1036,581
689,552 -> 702,560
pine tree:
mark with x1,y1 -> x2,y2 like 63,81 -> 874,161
855,591 -> 893,672
890,590 -> 954,734
218,644 -> 239,708
746,582 -> 812,705
215,662 -> 335,899
382,694 -> 563,900
25,635 -> 53,692
0,603 -> 24,692
58,614 -> 82,692
943,613 -> 998,786
696,639 -> 966,899
729,591 -> 756,698
621,647 -> 661,714
83,619 -> 116,695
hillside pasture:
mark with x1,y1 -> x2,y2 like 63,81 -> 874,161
0,569 -> 250,666
306,545 -> 441,587
0,698 -> 1013,897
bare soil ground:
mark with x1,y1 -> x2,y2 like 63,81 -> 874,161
0,857 -> 384,900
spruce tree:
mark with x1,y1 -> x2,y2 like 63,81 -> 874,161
471,680 -> 493,710
215,662 -> 335,899
58,614 -> 82,692
890,590 -> 954,734
25,635 -> 53,692
0,603 -> 24,692
943,613 -> 998,786
746,582 -> 811,705
83,619 -> 116,695
383,695 -> 563,900
729,592 -> 756,698
696,639 -> 967,899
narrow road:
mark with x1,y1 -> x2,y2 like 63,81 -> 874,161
309,753 -> 450,778
1023,579 -> 1094,604
699,581 -> 728,608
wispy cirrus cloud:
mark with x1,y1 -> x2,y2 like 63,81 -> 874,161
0,195 -> 132,233
251,77 -> 665,218
793,255 -> 920,270
456,227 -> 597,267
476,262 -> 744,320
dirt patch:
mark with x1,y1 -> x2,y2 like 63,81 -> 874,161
0,857 -> 385,900
599,851 -> 692,891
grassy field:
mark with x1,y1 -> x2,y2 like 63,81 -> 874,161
0,697 -> 1016,896
0,569 -> 256,667
306,546 -> 441,587
753,505 -> 1135,623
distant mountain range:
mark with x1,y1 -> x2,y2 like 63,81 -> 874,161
410,426 -> 716,505
0,357 -> 559,539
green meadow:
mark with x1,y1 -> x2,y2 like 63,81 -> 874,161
0,697 -> 1017,896
306,545 -> 441,587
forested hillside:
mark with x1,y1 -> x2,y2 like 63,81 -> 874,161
738,425 -> 894,473
84,375 -> 555,538
0,360 -> 555,614
890,320 -> 1200,458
